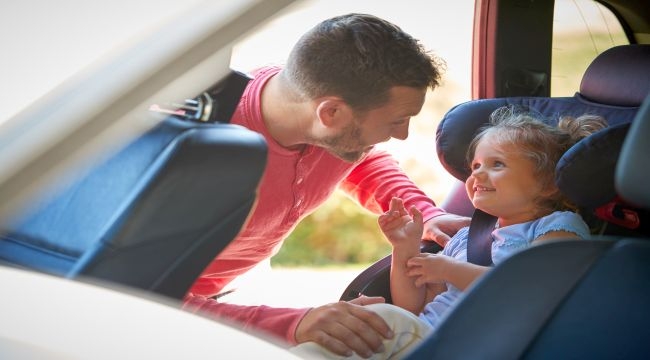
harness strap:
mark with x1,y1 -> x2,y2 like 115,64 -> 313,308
466,208 -> 497,266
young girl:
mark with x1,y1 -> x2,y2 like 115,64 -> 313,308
290,106 -> 607,359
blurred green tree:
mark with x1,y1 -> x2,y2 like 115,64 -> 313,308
271,192 -> 391,267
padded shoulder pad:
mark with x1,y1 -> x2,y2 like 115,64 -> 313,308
436,99 -> 509,181
556,122 -> 630,208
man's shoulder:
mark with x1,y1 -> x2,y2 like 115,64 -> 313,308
249,65 -> 282,78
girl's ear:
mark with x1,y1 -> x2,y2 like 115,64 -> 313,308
316,98 -> 352,128
539,186 -> 564,211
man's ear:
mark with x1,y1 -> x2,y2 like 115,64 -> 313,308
316,98 -> 351,128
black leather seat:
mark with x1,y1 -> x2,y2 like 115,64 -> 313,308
0,71 -> 267,300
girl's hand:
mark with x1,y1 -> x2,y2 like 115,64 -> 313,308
406,253 -> 454,287
378,197 -> 423,247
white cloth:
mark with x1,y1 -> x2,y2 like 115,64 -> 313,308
290,303 -> 432,359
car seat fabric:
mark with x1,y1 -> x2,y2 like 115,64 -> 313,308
521,239 -> 650,359
0,120 -> 195,276
555,122 -> 630,208
405,238 -> 650,360
579,44 -> 650,107
617,94 -> 650,208
0,72 -> 268,300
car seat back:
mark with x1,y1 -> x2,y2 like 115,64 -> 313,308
0,71 -> 267,300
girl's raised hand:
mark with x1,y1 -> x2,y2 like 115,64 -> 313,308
378,197 -> 423,246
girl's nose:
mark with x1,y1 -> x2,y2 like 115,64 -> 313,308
470,165 -> 485,178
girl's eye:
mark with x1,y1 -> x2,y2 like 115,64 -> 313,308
493,160 -> 505,167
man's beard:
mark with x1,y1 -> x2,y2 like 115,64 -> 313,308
319,122 -> 371,162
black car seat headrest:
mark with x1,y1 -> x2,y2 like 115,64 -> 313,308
579,44 -> 650,107
555,122 -> 630,208
617,94 -> 650,209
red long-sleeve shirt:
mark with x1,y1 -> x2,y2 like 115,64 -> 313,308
182,66 -> 445,345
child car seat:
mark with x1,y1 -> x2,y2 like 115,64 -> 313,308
340,44 -> 650,303
405,91 -> 650,360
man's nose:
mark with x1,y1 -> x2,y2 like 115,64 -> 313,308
391,121 -> 410,140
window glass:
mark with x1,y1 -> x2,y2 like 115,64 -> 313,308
552,0 -> 628,96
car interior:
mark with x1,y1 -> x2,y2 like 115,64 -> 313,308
0,72 -> 267,300
0,0 -> 298,301
1,0 -> 649,358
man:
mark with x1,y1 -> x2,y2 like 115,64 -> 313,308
183,13 -> 470,358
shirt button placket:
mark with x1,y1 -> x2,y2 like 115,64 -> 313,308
290,157 -> 306,221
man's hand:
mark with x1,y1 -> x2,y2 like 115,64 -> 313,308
294,296 -> 393,358
423,213 -> 471,247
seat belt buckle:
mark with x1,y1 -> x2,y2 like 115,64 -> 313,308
595,201 -> 640,229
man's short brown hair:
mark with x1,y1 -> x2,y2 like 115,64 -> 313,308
284,13 -> 445,111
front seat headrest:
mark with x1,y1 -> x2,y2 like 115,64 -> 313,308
579,44 -> 650,107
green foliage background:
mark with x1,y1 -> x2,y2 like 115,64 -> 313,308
271,194 -> 391,267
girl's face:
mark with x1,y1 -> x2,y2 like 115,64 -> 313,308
465,133 -> 550,227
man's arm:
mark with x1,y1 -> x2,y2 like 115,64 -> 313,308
182,294 -> 309,345
341,149 -> 469,246
182,294 -> 393,357
340,149 -> 444,220
294,296 -> 393,358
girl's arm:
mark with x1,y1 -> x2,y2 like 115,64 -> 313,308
407,231 -> 582,293
391,243 -> 426,314
430,230 -> 581,290
532,230 -> 581,244
407,254 -> 490,292
380,198 -> 427,314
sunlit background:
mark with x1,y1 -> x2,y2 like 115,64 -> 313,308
0,0 -> 473,306
0,0 -> 626,306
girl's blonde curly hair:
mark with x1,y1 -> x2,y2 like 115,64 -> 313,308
466,105 -> 608,215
